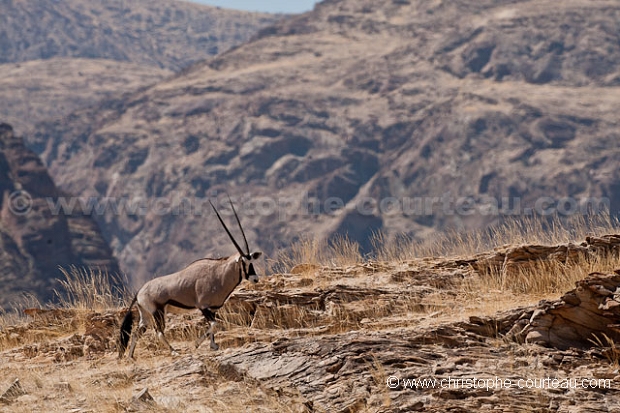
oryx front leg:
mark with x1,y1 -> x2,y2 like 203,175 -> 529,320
196,309 -> 219,350
195,321 -> 218,350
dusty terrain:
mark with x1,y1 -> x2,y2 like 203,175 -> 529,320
2,234 -> 620,412
29,0 -> 620,285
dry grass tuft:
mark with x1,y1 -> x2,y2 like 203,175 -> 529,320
54,266 -> 131,310
370,213 -> 619,301
589,333 -> 620,368
268,214 -> 619,306
0,294 -> 47,351
368,355 -> 392,409
272,234 -> 362,272
1,267 -> 128,352
372,213 -> 618,262
469,252 -> 620,296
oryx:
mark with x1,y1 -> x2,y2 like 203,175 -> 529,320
118,199 -> 262,359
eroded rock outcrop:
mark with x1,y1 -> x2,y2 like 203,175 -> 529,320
510,271 -> 620,350
0,124 -> 119,308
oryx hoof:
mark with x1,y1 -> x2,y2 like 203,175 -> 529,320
210,342 -> 219,351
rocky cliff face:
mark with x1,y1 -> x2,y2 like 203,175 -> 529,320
31,0 -> 620,283
0,124 -> 119,308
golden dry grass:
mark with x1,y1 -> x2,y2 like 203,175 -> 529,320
589,334 -> 620,369
3,214 -> 617,354
0,267 -> 129,352
54,266 -> 131,310
0,356 -> 299,413
372,213 -> 618,262
467,252 -> 620,295
261,213 -> 620,330
271,234 -> 362,273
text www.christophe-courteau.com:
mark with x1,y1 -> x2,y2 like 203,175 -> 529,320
7,190 -> 611,218
386,376 -> 614,391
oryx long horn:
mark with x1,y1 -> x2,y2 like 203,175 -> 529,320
209,200 -> 245,257
227,195 -> 250,255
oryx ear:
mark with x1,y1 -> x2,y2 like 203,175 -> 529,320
236,255 -> 244,263
251,252 -> 262,260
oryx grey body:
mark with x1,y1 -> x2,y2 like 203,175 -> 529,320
118,199 -> 262,359
139,256 -> 246,313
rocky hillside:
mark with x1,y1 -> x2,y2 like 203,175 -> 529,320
1,236 -> 620,411
0,0 -> 280,70
31,0 -> 620,283
0,58 -> 172,135
0,124 -> 119,308
0,0 -> 280,135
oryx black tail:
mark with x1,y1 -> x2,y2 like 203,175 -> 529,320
118,294 -> 138,358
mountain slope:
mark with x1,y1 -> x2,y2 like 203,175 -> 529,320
0,58 -> 172,135
0,0 -> 281,135
32,0 -> 620,283
0,124 -> 119,308
0,0 -> 280,70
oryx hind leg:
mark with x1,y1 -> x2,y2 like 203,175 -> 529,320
153,307 -> 178,356
196,308 -> 219,350
127,305 -> 150,359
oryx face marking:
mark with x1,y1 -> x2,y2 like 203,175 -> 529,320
118,197 -> 263,359
238,252 -> 263,283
